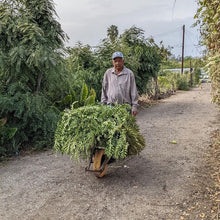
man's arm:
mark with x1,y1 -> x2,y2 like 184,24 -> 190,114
130,73 -> 138,115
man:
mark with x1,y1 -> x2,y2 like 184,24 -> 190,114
101,52 -> 138,116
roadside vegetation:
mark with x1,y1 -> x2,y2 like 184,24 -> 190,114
0,0 -> 207,157
195,0 -> 220,108
184,1 -> 220,219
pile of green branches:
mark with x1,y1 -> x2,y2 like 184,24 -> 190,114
54,104 -> 145,161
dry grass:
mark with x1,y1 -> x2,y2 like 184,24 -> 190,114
184,129 -> 220,219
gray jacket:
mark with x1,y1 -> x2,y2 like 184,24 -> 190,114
101,66 -> 138,112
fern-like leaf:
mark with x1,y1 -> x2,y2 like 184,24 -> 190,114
80,83 -> 88,103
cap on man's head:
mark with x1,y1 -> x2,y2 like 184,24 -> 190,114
112,51 -> 123,60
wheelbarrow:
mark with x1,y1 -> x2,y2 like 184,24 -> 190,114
85,148 -> 114,178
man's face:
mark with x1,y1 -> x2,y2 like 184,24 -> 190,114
112,57 -> 124,72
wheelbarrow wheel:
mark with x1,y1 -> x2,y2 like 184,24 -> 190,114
93,149 -> 107,178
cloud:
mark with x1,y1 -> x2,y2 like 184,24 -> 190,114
54,0 -> 202,57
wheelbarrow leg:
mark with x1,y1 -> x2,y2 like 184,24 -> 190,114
93,149 -> 108,178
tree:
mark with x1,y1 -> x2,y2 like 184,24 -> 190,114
93,25 -> 170,95
0,0 -> 67,94
65,43 -> 103,101
120,27 -> 166,94
66,43 -> 95,70
107,25 -> 119,44
0,0 -> 67,155
120,26 -> 145,46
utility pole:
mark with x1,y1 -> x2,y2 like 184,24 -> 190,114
181,24 -> 185,74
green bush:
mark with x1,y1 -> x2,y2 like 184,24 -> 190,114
158,76 -> 172,93
0,91 -> 59,155
70,69 -> 103,102
176,74 -> 190,91
193,67 -> 202,85
0,0 -> 67,155
195,0 -> 220,107
158,71 -> 177,93
158,70 -> 191,93
0,118 -> 17,156
158,71 -> 178,93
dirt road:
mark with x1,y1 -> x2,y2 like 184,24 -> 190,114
0,83 -> 219,220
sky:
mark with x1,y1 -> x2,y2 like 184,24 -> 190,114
53,0 -> 203,57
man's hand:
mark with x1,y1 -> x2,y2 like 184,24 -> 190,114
132,111 -> 137,116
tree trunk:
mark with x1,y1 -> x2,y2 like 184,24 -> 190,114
36,71 -> 43,94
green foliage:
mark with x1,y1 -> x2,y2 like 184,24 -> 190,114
158,75 -> 173,93
0,91 -> 59,153
54,104 -> 145,161
0,118 -> 17,156
120,26 -> 145,46
0,0 -> 67,95
162,56 -> 205,70
0,0 -> 67,155
84,89 -> 96,106
66,44 -> 96,71
176,73 -> 190,91
133,43 -> 162,94
192,67 -> 201,85
206,55 -> 220,105
107,25 -> 119,44
66,25 -> 169,99
158,71 -> 190,93
162,59 -> 181,69
118,28 -> 164,94
195,0 -> 220,107
80,83 -> 89,103
77,70 -> 103,102
54,83 -> 96,110
77,83 -> 96,107
65,45 -> 104,100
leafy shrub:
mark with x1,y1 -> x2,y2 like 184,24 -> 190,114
0,91 -> 59,154
158,71 -> 179,93
0,0 -> 68,155
192,67 -> 202,85
54,83 -> 96,110
195,0 -> 220,107
0,118 -> 17,156
71,70 -> 103,102
176,74 -> 190,91
159,70 -> 190,92
157,76 -> 173,93
54,104 -> 145,161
